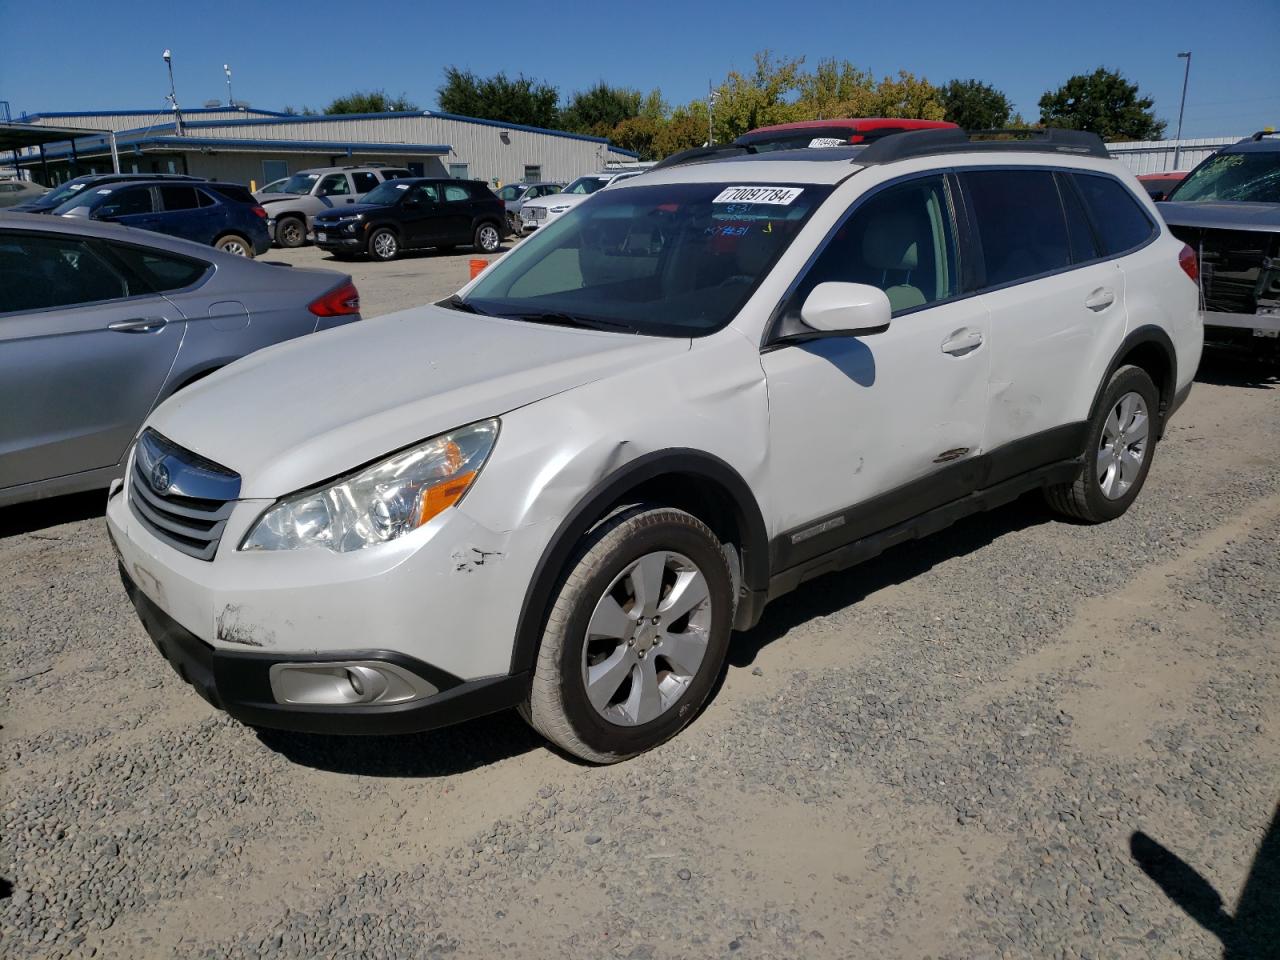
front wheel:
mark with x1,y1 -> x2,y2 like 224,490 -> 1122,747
474,222 -> 502,254
1045,364 -> 1159,523
368,228 -> 399,261
522,506 -> 733,763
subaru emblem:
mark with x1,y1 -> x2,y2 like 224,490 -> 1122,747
150,460 -> 171,495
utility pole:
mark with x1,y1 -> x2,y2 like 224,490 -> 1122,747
163,49 -> 184,136
1173,51 -> 1191,169
224,64 -> 235,109
708,81 -> 718,147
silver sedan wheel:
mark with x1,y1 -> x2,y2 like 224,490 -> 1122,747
372,231 -> 397,259
582,550 -> 713,727
1097,391 -> 1149,500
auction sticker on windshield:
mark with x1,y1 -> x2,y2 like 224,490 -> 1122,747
713,186 -> 804,205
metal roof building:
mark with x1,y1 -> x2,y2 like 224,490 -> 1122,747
1105,135 -> 1243,174
13,108 -> 639,189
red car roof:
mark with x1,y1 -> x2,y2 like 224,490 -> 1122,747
745,118 -> 958,135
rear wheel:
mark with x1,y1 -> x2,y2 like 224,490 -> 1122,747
522,506 -> 733,763
1045,365 -> 1159,523
368,228 -> 399,261
275,216 -> 306,248
474,222 -> 502,254
214,234 -> 253,257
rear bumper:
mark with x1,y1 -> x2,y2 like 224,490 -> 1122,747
120,563 -> 527,734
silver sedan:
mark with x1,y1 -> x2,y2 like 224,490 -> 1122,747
0,213 -> 361,506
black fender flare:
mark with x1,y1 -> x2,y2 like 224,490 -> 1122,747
508,448 -> 770,675
1089,324 -> 1178,432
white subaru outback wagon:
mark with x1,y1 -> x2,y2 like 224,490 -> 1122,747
107,128 -> 1203,763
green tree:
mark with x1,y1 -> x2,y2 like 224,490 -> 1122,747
436,67 -> 560,128
562,83 -> 643,136
1038,68 -> 1166,141
324,90 -> 419,114
653,112 -> 708,157
609,115 -> 662,159
795,59 -> 877,119
867,71 -> 946,120
940,79 -> 1013,130
711,50 -> 806,142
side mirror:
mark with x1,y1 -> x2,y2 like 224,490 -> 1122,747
800,282 -> 892,336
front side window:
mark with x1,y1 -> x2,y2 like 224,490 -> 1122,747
784,175 -> 959,317
1072,174 -> 1156,256
351,171 -> 380,193
462,181 -> 831,336
962,170 -> 1071,287
96,187 -> 154,219
0,233 -> 129,313
1168,150 -> 1280,204
496,185 -> 522,201
318,174 -> 351,197
411,183 -> 441,204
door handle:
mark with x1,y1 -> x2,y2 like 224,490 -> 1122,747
108,317 -> 168,333
941,329 -> 984,356
1085,288 -> 1116,312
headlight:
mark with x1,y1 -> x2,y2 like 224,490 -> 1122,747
241,420 -> 498,553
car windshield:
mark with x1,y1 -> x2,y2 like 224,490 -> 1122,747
279,172 -> 321,195
40,179 -> 95,205
497,185 -> 524,201
563,176 -> 610,195
460,181 -> 831,337
1168,150 -> 1280,203
361,181 -> 413,205
259,180 -> 289,194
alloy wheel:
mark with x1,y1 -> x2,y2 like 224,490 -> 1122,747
478,225 -> 500,252
372,232 -> 397,259
581,550 -> 712,727
1097,391 -> 1149,500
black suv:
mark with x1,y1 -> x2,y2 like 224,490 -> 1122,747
313,178 -> 507,261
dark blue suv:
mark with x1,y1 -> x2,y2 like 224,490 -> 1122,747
54,180 -> 271,256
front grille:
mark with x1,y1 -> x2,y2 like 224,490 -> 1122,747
1168,225 -> 1278,315
524,207 -> 547,221
128,430 -> 240,561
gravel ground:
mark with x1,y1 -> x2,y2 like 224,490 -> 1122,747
1,262 -> 1277,960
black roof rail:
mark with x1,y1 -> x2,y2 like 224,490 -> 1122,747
1248,130 -> 1279,141
856,127 -> 1109,163
650,143 -> 754,171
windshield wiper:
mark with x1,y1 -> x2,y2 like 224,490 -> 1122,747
508,311 -> 638,333
438,294 -> 489,316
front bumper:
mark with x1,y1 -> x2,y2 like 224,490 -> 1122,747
120,563 -> 527,734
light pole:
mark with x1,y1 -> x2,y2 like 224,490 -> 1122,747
708,81 -> 718,147
163,49 -> 184,136
224,64 -> 235,109
1173,51 -> 1191,169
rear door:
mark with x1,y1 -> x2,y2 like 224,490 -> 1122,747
153,184 -> 220,245
959,168 -> 1126,466
0,230 -> 188,489
440,182 -> 475,242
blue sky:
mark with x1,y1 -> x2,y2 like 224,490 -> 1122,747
1,0 -> 1276,139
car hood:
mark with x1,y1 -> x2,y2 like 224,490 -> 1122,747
524,193 -> 590,210
314,202 -> 386,221
1157,200 -> 1280,233
257,193 -> 307,205
147,304 -> 689,498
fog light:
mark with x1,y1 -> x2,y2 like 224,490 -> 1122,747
268,661 -> 437,706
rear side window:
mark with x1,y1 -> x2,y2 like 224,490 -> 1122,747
206,184 -> 255,205
0,232 -> 129,313
159,186 -> 201,211
443,184 -> 470,202
1056,174 -> 1100,263
103,242 -> 210,293
351,171 -> 380,193
962,170 -> 1071,287
1072,174 -> 1156,256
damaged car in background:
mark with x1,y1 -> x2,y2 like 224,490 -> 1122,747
1158,131 -> 1280,354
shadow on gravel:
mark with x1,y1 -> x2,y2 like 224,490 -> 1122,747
0,490 -> 106,540
1130,802 -> 1280,960
254,709 -> 542,777
1194,349 -> 1280,390
728,493 -> 1052,669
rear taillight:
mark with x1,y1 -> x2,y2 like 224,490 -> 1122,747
308,280 -> 361,317
251,205 -> 268,218
1178,243 -> 1200,286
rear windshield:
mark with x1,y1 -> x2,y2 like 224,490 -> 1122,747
460,181 -> 832,337
1169,150 -> 1280,203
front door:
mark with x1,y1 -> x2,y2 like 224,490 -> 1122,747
0,230 -> 184,490
761,173 -> 991,566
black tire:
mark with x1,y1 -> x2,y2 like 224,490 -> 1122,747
522,505 -> 734,764
1045,364 -> 1159,523
474,221 -> 502,254
213,233 -> 253,258
275,216 -> 306,248
367,227 -> 399,262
